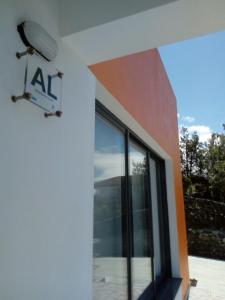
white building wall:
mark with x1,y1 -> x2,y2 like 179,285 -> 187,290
0,1 -> 95,299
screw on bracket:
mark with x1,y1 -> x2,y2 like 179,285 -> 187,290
50,71 -> 64,79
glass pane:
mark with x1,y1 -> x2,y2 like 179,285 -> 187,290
129,141 -> 152,299
150,158 -> 162,280
93,115 -> 127,300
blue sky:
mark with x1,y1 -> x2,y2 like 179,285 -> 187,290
159,29 -> 225,142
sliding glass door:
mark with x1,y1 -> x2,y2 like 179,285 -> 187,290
93,115 -> 127,300
93,103 -> 171,300
129,141 -> 153,299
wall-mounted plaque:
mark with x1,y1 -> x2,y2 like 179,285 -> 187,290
25,54 -> 62,113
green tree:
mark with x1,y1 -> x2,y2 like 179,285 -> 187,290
180,127 -> 205,178
180,127 -> 207,196
206,125 -> 225,202
180,124 -> 225,202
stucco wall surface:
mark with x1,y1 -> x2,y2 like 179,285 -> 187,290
0,1 -> 95,299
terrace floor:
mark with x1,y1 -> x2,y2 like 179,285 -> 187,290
189,256 -> 225,300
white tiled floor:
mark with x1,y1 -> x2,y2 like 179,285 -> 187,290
189,256 -> 225,300
93,257 -> 152,300
93,256 -> 225,299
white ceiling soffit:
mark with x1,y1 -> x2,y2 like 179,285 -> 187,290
60,0 -> 177,36
62,0 -> 225,65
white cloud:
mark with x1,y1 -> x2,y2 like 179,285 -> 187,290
177,113 -> 180,119
95,150 -> 145,181
187,125 -> 212,142
95,152 -> 125,182
182,115 -> 195,123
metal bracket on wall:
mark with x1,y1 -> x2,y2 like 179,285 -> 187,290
44,111 -> 63,118
16,47 -> 34,59
11,92 -> 32,102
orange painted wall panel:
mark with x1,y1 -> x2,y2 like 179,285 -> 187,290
90,49 -> 189,298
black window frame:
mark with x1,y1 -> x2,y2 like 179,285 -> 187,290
95,100 -> 182,300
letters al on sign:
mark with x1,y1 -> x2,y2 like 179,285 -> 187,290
25,54 -> 62,113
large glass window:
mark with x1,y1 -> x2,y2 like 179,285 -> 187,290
150,159 -> 162,281
93,103 -> 171,300
129,141 -> 152,299
93,115 -> 127,300
150,159 -> 170,286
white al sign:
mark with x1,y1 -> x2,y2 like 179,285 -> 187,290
25,54 -> 62,113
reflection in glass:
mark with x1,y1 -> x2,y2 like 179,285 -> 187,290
150,159 -> 162,281
93,115 -> 127,300
129,141 -> 152,299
